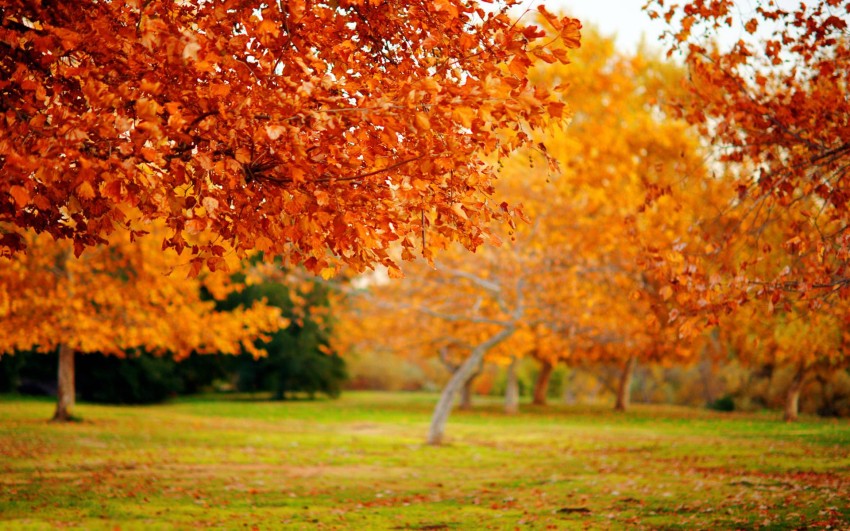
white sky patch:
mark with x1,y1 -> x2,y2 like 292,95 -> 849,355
547,0 -> 806,55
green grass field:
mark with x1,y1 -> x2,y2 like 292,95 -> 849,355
1,392 -> 848,530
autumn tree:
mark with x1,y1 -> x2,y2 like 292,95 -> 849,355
637,1 -> 850,420
338,25 -> 721,441
355,247 -> 530,444
644,1 -> 850,303
507,26 -> 715,412
0,226 -> 283,421
1,0 -> 580,275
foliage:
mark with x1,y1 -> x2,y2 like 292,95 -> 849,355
0,227 -> 283,359
707,394 -> 735,412
643,0 -> 850,308
1,0 -> 580,276
220,276 -> 347,400
337,26 -> 714,427
1,393 -> 848,529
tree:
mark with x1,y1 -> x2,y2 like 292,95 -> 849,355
220,273 -> 347,400
645,0 -> 850,301
338,25 -> 715,442
640,2 -> 850,419
1,1 -> 580,275
714,298 -> 850,422
0,226 -> 283,421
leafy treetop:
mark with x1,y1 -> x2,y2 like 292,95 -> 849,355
0,0 -> 580,276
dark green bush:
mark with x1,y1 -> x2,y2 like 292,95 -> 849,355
707,394 -> 735,412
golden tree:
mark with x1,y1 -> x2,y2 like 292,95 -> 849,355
0,226 -> 284,421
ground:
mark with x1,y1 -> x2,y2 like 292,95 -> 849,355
0,392 -> 848,529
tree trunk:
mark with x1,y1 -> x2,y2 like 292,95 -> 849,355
52,344 -> 75,422
504,356 -> 519,414
614,355 -> 637,412
459,359 -> 484,411
459,376 -> 474,411
784,364 -> 807,422
532,359 -> 554,406
427,327 -> 515,445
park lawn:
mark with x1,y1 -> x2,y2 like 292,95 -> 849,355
0,393 -> 848,530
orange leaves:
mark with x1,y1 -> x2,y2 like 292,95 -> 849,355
559,18 -> 582,50
413,112 -> 431,132
646,0 -> 850,312
0,0 -> 580,279
75,181 -> 96,200
8,186 -> 29,208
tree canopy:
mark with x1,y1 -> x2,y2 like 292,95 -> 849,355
1,0 -> 580,276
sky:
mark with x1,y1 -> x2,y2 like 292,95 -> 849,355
547,0 -> 670,52
545,0 -> 810,54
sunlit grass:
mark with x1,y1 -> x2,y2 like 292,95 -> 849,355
1,392 -> 848,529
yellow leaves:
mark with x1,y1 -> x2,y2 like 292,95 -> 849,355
659,285 -> 674,301
387,265 -> 404,279
665,251 -> 684,264
452,106 -> 475,129
254,235 -> 274,253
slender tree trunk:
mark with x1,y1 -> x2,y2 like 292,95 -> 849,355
52,344 -> 75,422
504,356 -> 519,414
562,368 -> 576,405
428,327 -> 515,445
458,366 -> 481,411
532,359 -> 554,406
459,359 -> 485,411
459,375 -> 475,411
784,364 -> 807,422
615,355 -> 637,412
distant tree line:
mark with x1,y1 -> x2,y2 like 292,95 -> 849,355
0,279 -> 346,404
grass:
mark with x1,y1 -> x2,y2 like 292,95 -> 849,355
0,392 -> 848,529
